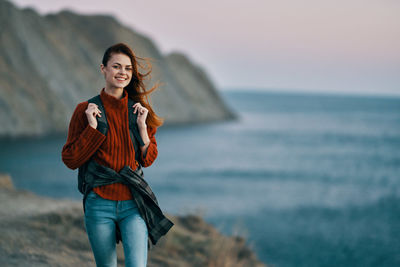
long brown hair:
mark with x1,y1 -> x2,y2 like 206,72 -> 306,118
101,42 -> 164,128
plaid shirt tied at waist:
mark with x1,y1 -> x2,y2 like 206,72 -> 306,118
82,159 -> 174,248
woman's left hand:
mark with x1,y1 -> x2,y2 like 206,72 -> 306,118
133,103 -> 148,128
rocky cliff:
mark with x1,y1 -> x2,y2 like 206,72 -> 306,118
0,0 -> 236,137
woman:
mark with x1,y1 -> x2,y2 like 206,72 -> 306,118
62,43 -> 171,267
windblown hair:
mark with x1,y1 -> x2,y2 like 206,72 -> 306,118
102,42 -> 164,128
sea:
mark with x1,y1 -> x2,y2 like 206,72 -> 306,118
1,89 -> 399,267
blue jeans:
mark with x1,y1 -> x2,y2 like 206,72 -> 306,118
84,190 -> 148,267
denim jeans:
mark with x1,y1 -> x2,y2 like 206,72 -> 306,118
84,190 -> 148,267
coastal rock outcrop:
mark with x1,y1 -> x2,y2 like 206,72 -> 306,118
0,0 -> 236,137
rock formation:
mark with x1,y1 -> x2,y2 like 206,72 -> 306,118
0,0 -> 236,137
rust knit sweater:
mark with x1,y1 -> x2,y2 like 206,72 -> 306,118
61,88 -> 158,200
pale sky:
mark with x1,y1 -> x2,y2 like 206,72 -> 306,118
10,0 -> 400,96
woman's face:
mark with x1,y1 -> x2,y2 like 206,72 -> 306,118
100,53 -> 133,90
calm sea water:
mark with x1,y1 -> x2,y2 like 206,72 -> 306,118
1,90 -> 399,267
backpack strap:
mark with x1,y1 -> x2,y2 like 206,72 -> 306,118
88,95 -> 108,135
78,95 -> 106,195
128,97 -> 145,163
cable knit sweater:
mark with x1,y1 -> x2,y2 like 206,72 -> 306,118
61,88 -> 158,200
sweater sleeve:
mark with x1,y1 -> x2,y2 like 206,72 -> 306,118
140,126 -> 158,167
61,101 -> 106,170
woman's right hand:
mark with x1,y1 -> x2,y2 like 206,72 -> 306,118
85,103 -> 102,129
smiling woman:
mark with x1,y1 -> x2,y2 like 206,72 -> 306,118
61,42 -> 173,267
101,55 -> 132,87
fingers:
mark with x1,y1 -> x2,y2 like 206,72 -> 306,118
86,103 -> 102,117
133,103 -> 142,114
132,103 -> 147,115
138,107 -> 147,116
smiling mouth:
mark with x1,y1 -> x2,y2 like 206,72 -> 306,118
115,77 -> 127,81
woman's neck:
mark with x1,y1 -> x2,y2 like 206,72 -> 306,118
104,86 -> 124,99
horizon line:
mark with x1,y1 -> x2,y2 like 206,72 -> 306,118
219,87 -> 400,99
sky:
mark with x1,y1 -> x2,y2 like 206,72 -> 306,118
10,0 -> 400,96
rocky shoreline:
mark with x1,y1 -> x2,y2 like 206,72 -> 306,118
0,174 -> 266,267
